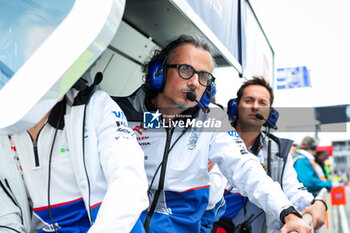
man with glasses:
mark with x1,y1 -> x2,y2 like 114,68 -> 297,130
113,34 -> 311,233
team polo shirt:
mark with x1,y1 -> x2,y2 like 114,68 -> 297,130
12,123 -> 90,232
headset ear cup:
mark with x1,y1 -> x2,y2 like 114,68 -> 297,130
199,83 -> 216,108
227,98 -> 238,121
264,107 -> 279,128
146,60 -> 166,92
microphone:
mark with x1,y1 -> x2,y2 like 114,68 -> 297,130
255,113 -> 278,130
186,92 -> 208,113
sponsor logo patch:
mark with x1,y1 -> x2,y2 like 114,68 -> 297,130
139,142 -> 151,146
112,111 -> 126,120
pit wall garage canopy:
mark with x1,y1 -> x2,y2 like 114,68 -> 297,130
171,0 -> 274,83
0,0 -> 274,134
91,0 -> 274,101
0,0 -> 125,134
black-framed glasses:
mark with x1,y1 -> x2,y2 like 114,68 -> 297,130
166,64 -> 215,87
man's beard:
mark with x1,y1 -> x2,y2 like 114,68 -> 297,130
171,99 -> 189,110
173,88 -> 197,110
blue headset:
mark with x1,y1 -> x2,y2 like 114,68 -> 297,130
199,83 -> 216,108
146,60 -> 167,92
146,60 -> 216,108
227,98 -> 279,128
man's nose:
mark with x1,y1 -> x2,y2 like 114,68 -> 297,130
187,73 -> 200,88
252,101 -> 259,111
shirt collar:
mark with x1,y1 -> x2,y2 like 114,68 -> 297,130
299,149 -> 315,161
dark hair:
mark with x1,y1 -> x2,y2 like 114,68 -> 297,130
236,76 -> 274,106
142,34 -> 214,74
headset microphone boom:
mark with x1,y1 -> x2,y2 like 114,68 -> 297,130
255,113 -> 278,130
186,92 -> 208,113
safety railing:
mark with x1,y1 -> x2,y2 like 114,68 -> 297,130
291,188 -> 328,233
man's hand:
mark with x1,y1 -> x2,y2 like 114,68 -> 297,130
301,200 -> 326,230
208,161 -> 215,172
280,214 -> 311,233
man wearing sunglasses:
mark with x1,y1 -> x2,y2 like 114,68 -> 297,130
113,34 -> 311,233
